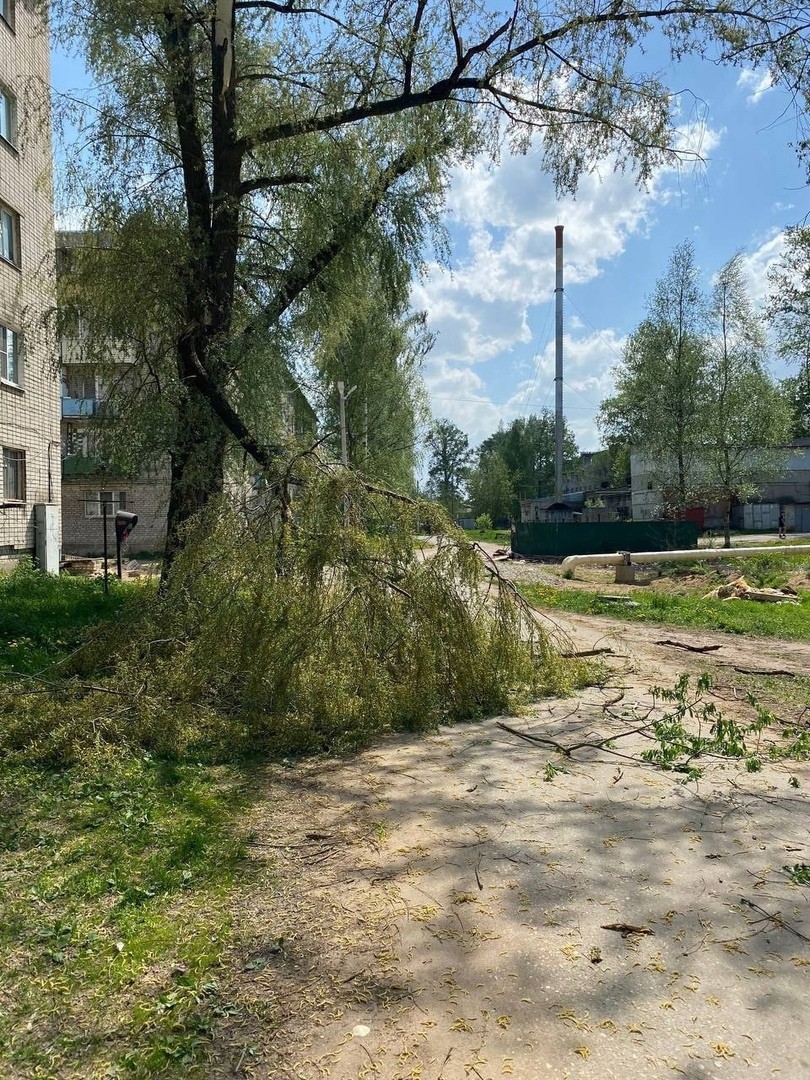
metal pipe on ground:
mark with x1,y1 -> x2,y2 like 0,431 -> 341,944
561,545 -> 810,585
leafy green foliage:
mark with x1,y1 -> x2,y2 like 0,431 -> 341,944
425,419 -> 472,515
0,559 -> 139,674
598,244 -> 792,533
0,470 -> 581,766
598,241 -> 708,509
697,254 -> 794,543
475,412 -> 578,518
640,674 -> 772,778
475,513 -> 493,531
784,863 -> 810,885
468,452 -> 516,523
315,284 -> 431,492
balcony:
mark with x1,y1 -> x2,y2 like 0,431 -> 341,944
62,454 -> 106,477
61,397 -> 98,418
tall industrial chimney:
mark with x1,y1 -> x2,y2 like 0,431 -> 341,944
554,225 -> 564,501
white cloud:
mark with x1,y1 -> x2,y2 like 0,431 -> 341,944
424,328 -> 627,451
736,68 -> 775,105
414,123 -> 723,450
736,229 -> 785,305
423,357 -> 505,445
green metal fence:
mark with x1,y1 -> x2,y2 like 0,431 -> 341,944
512,520 -> 699,558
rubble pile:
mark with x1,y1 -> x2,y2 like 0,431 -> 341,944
702,575 -> 799,604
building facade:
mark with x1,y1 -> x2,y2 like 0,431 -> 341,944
57,231 -> 319,555
0,0 -> 59,567
630,443 -> 810,532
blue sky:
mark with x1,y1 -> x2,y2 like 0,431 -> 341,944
414,58 -> 809,452
50,42 -> 809,454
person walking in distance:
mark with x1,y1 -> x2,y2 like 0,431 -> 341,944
778,509 -> 786,540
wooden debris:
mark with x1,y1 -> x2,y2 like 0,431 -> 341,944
726,665 -> 796,678
601,923 -> 654,938
60,557 -> 98,577
655,639 -> 722,653
703,576 -> 799,604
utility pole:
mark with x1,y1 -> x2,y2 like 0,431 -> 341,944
337,380 -> 357,466
554,224 -> 565,501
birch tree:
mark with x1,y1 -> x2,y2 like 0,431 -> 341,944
597,241 -> 709,510
699,254 -> 793,546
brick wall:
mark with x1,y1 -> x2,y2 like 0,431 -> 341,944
0,3 -> 59,563
62,475 -> 169,556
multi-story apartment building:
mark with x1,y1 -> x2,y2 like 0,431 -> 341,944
0,0 -> 60,569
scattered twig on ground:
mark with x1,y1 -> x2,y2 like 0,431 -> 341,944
0,670 -> 124,696
601,923 -> 654,937
723,665 -> 796,677
655,640 -> 722,653
740,898 -> 810,944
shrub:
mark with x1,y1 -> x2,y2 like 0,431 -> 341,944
475,513 -> 493,532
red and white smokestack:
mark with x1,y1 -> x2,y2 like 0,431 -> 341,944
554,225 -> 564,501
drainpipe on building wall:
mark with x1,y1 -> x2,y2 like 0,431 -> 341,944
47,441 -> 60,503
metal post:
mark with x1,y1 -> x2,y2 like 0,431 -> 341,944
102,499 -> 109,594
554,224 -> 564,501
116,531 -> 123,580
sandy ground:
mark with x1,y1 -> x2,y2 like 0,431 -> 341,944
213,567 -> 810,1080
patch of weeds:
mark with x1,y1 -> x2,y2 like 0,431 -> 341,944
0,754 -> 250,1078
520,582 -> 810,640
0,559 -> 146,675
784,863 -> 810,885
735,552 -> 808,589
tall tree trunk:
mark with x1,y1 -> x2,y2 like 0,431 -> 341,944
677,450 -> 686,512
162,381 -> 229,581
723,499 -> 732,549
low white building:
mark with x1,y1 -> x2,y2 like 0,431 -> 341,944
630,442 -> 810,531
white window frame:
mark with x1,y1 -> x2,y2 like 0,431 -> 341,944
2,447 -> 25,502
0,204 -> 19,266
0,83 -> 16,147
84,490 -> 127,518
0,323 -> 21,386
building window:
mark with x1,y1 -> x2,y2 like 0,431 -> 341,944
0,0 -> 14,30
0,324 -> 20,385
2,447 -> 25,502
0,204 -> 19,266
0,84 -> 16,146
85,490 -> 127,517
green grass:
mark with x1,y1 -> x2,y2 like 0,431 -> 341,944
0,565 -> 253,1078
520,581 -> 810,639
0,559 -> 144,674
0,757 -> 249,1078
464,528 -> 512,545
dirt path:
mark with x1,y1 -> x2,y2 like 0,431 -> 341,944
211,601 -> 810,1080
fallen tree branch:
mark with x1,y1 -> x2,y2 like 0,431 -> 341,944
655,639 -> 722,653
495,718 -> 656,759
601,922 -> 654,937
0,671 -> 123,696
723,665 -> 796,677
